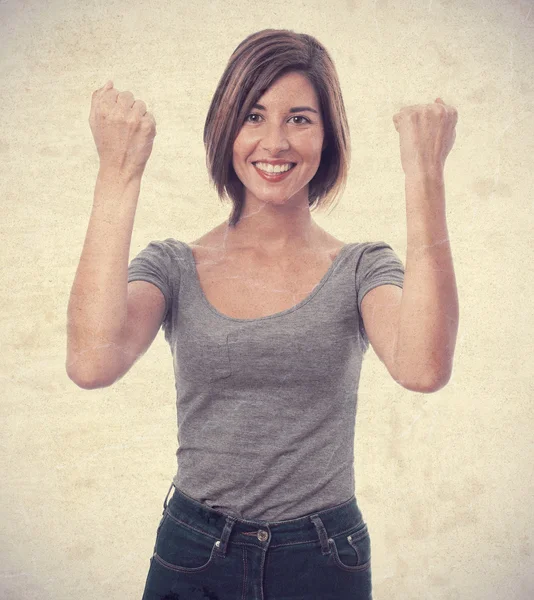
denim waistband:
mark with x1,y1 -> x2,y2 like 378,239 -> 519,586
161,482 -> 364,551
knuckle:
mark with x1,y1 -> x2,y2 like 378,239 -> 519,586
141,118 -> 153,130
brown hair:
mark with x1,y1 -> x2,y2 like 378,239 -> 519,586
203,29 -> 351,227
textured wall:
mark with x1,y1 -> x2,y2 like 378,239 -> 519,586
1,0 -> 533,598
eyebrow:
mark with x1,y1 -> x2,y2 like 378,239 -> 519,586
252,103 -> 319,114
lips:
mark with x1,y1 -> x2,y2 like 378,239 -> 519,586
252,162 -> 296,182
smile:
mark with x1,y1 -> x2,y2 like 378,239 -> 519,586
252,162 -> 296,182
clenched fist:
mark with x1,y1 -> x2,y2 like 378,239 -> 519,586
392,98 -> 457,177
89,80 -> 157,179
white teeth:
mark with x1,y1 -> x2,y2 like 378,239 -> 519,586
254,162 -> 294,173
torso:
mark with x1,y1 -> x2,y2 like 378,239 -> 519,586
187,223 -> 347,319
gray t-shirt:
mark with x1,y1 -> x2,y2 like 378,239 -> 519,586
127,238 -> 404,521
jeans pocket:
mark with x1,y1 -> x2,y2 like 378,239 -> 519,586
153,511 -> 220,573
151,512 -> 167,555
327,519 -> 372,572
155,512 -> 166,540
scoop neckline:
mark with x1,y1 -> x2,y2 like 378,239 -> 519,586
180,241 -> 353,322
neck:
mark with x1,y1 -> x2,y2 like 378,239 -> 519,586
227,208 -> 319,254
224,190 -> 321,254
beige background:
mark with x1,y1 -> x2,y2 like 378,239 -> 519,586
2,0 -> 533,598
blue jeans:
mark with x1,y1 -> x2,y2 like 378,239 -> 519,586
141,482 -> 373,599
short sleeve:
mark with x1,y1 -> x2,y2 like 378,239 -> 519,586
127,238 -> 178,337
355,241 -> 405,345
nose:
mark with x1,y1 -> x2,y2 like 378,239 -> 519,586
260,123 -> 290,154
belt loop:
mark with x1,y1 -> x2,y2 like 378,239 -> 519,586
310,514 -> 330,555
163,481 -> 174,513
217,516 -> 237,557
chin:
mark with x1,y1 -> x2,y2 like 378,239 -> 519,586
252,190 -> 299,204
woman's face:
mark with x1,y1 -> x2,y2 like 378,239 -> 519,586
232,71 -> 326,207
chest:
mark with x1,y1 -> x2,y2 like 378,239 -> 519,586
189,245 -> 344,320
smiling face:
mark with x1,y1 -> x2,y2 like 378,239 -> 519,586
232,71 -> 325,209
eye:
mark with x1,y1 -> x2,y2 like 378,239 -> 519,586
243,113 -> 312,124
244,113 -> 262,123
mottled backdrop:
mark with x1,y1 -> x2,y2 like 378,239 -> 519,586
1,0 -> 533,598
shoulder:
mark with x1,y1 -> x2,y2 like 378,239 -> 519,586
188,223 -> 227,250
314,228 -> 347,261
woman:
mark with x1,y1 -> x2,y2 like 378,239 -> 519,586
67,28 -> 458,600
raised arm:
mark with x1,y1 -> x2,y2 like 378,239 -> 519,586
66,81 -> 161,389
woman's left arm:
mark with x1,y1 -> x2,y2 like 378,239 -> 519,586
392,98 -> 459,392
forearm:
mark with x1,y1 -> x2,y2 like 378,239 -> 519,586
394,171 -> 459,391
66,168 -> 141,385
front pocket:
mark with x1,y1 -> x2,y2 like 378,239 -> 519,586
155,512 -> 166,538
328,520 -> 372,572
150,512 -> 167,556
153,511 -> 220,573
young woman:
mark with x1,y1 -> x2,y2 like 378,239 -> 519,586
68,28 -> 458,600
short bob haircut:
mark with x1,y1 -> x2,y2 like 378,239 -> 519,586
203,29 -> 351,228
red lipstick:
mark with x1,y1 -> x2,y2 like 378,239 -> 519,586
252,162 -> 296,183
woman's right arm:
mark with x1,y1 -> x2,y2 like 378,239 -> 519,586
66,169 -> 165,389
66,81 -> 162,389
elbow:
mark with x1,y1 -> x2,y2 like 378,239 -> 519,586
65,343 -> 123,389
65,361 -> 112,390
392,344 -> 454,393
412,375 -> 450,393
394,367 -> 452,393
66,370 -> 109,390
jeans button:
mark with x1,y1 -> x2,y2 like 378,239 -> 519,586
257,530 -> 269,542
